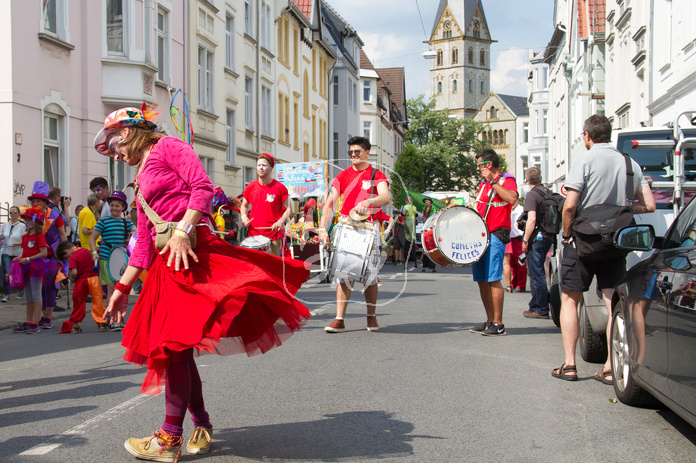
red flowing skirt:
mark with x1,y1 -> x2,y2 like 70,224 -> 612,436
121,226 -> 311,395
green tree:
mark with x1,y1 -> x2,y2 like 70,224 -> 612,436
403,95 -> 491,195
390,143 -> 423,208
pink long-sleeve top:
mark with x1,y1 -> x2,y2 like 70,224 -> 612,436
129,136 -> 214,269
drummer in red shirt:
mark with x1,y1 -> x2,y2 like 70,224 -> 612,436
318,136 -> 391,333
470,149 -> 518,337
240,154 -> 291,256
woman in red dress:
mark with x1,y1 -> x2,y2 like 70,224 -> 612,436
95,106 -> 311,461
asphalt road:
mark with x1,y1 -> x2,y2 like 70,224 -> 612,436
1,264 -> 695,462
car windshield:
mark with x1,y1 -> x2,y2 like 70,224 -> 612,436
616,128 -> 696,209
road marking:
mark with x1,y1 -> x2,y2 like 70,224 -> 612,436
310,304 -> 332,316
19,393 -> 158,457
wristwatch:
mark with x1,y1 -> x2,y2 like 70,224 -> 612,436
522,239 -> 528,244
489,178 -> 498,186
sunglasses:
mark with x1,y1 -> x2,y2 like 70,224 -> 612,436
476,160 -> 490,166
9,211 -> 18,214
348,150 -> 363,158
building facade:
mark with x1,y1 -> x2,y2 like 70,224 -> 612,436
427,0 -> 494,120
526,50 -> 550,183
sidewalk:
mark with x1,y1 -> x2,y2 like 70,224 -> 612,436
0,288 -> 138,331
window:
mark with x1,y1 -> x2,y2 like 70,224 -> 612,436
106,0 -> 124,53
468,47 -> 473,64
277,92 -> 289,143
43,115 -> 61,187
244,0 -> 253,35
480,80 -> 485,94
490,106 -> 497,118
199,156 -> 214,181
333,133 -> 339,161
493,131 -> 498,145
226,109 -> 236,166
156,8 -> 169,83
293,25 -> 299,74
197,46 -> 214,112
303,142 -> 310,162
260,1 -> 271,50
452,48 -> 458,64
312,48 -> 316,90
364,121 -> 372,141
262,85 -> 272,137
436,49 -> 443,66
243,166 -> 255,188
480,49 -> 485,66
353,82 -> 358,111
294,99 -> 299,148
333,76 -> 339,106
348,79 -> 354,110
363,80 -> 371,102
437,82 -> 442,94
225,14 -> 235,70
303,72 -> 310,116
453,80 -> 458,92
198,8 -> 213,33
543,110 -> 548,135
312,110 -> 316,156
468,79 -> 473,93
473,20 -> 481,38
278,16 -> 288,65
245,77 -> 254,130
523,122 -> 529,143
43,0 -> 57,34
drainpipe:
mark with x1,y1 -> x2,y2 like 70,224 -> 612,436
648,0 -> 654,126
256,0 -> 261,154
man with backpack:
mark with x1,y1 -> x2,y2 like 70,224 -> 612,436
551,114 -> 655,384
521,167 -> 561,319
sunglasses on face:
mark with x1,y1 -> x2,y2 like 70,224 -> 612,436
348,150 -> 363,158
476,160 -> 490,166
9,211 -> 18,214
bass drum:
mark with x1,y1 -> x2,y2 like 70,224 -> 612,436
421,206 -> 489,267
107,246 -> 130,281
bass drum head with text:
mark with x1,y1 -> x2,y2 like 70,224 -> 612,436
434,206 -> 489,265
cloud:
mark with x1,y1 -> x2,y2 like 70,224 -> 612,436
491,47 -> 529,97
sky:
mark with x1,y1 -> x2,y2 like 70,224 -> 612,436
326,0 -> 555,101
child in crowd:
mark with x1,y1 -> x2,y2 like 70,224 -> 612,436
56,241 -> 107,333
89,191 -> 135,331
11,207 -> 49,334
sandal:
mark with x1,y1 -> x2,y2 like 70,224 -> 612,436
593,369 -> 613,385
552,363 -> 578,381
506,286 -> 513,293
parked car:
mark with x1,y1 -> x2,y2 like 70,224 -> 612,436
547,119 -> 696,364
610,195 -> 696,428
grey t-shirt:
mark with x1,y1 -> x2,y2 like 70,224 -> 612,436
565,143 -> 648,213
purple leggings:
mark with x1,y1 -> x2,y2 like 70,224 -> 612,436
41,259 -> 60,309
164,348 -> 207,429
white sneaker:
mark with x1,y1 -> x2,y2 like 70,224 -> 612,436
1,296 -> 8,303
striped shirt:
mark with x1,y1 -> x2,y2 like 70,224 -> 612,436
95,216 -> 135,259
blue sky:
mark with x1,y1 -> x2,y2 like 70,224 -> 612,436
327,0 -> 555,101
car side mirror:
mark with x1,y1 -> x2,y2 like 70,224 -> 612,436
614,224 -> 655,251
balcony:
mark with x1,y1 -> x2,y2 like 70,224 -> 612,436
101,58 -> 159,106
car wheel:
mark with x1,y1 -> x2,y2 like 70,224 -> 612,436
579,297 -> 608,363
549,272 -> 561,328
611,300 -> 658,407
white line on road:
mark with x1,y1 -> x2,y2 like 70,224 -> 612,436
19,393 -> 158,457
310,304 -> 332,316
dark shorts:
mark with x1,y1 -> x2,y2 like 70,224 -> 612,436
560,241 -> 626,292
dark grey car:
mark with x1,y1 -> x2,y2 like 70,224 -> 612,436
612,198 -> 696,428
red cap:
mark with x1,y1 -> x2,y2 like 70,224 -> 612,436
259,153 -> 275,168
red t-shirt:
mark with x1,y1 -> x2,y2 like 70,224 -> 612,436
243,179 -> 289,240
69,247 -> 98,280
21,233 -> 48,258
475,175 -> 518,232
332,166 -> 389,221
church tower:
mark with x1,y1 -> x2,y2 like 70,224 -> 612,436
428,0 -> 495,119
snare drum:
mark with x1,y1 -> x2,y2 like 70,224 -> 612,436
327,219 -> 379,284
421,206 -> 489,267
107,246 -> 130,281
240,235 -> 272,253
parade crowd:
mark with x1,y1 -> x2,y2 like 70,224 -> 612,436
2,108 -> 655,462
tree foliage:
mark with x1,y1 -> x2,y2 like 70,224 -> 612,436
393,95 -> 495,199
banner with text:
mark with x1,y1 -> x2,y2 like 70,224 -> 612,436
275,162 -> 327,198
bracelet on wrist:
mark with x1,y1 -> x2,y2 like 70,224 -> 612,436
176,220 -> 194,235
174,229 -> 188,238
115,282 -> 132,294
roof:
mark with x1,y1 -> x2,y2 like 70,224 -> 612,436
376,67 -> 406,113
431,0 -> 489,39
291,0 -> 313,22
497,94 -> 528,117
577,0 -> 606,38
321,0 -> 361,70
290,0 -> 312,22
